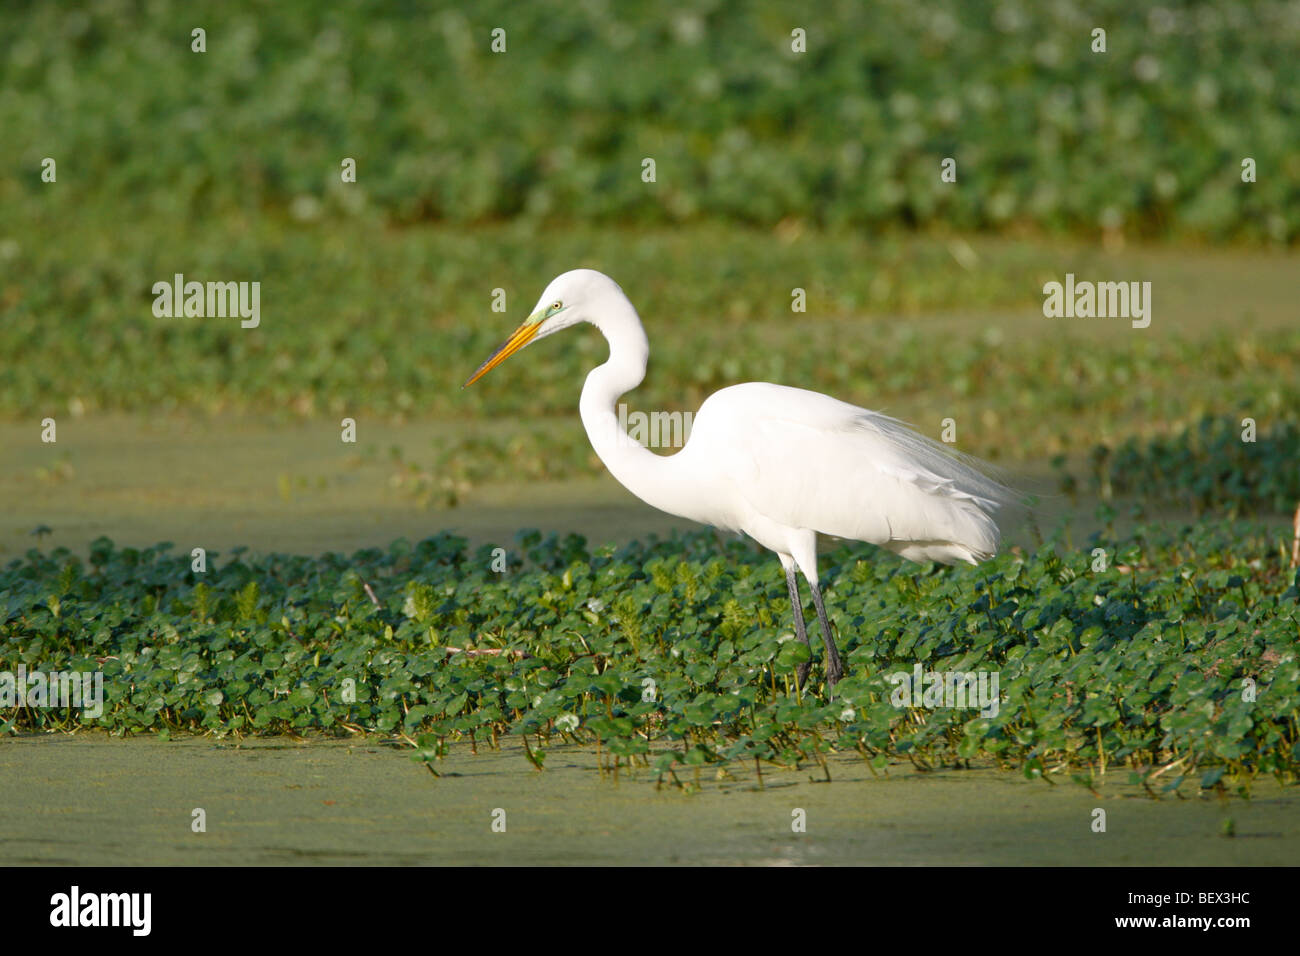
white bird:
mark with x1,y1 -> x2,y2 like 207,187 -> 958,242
465,269 -> 1013,689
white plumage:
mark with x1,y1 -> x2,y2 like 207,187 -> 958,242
465,269 -> 1014,689
689,383 -> 1005,565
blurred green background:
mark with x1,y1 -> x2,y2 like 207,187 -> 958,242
7,0 -> 1299,234
2,0 -> 1298,550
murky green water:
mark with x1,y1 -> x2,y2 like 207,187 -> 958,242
0,416 -> 701,559
1,736 -> 1294,865
0,415 -> 1186,563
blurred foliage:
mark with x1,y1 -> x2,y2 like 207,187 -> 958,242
1078,416 -> 1300,515
0,214 -> 1057,418
3,214 -> 1298,474
3,524 -> 1298,790
2,0 -> 1298,239
3,0 -> 1298,507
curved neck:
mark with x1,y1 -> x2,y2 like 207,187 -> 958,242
578,302 -> 700,521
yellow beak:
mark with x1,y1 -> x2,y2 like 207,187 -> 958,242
463,318 -> 542,387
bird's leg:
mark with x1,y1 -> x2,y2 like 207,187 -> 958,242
808,581 -> 844,689
784,564 -> 812,689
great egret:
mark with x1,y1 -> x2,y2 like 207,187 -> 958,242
465,269 -> 1012,689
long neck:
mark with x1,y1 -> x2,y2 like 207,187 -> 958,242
578,303 -> 701,522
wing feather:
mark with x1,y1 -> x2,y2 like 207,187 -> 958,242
695,383 -> 1013,564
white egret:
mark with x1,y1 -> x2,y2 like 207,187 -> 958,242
465,269 -> 1013,689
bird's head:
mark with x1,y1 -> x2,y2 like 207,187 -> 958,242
463,269 -> 627,387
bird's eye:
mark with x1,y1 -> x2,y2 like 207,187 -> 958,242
551,301 -> 562,311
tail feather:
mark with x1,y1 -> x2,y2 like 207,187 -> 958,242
853,412 -> 1016,565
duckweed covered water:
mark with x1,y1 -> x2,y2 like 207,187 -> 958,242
2,737 -> 1296,866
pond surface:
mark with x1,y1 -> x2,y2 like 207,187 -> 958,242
2,736 -> 1294,865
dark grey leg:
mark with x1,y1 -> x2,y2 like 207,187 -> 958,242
808,581 -> 844,689
784,564 -> 812,689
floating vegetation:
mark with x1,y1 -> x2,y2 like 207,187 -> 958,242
3,523 -> 1296,795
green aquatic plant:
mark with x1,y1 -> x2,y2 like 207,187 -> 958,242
1,524 -> 1296,794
